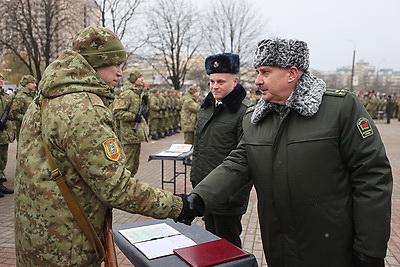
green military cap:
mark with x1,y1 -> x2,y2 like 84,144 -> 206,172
71,26 -> 126,68
20,75 -> 37,86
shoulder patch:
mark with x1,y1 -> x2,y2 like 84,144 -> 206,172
324,88 -> 348,97
241,98 -> 252,107
246,105 -> 255,113
102,138 -> 121,161
356,117 -> 374,138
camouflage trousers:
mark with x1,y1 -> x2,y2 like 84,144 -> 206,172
183,132 -> 194,145
0,143 -> 8,178
122,143 -> 141,176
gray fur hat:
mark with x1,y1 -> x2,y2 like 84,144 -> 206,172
253,38 -> 310,71
205,53 -> 240,75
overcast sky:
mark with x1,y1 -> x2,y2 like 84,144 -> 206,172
193,0 -> 399,71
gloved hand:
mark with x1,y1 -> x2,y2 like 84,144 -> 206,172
353,250 -> 384,267
175,193 -> 205,225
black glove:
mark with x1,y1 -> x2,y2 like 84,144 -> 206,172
175,193 -> 205,225
142,94 -> 149,105
353,250 -> 384,267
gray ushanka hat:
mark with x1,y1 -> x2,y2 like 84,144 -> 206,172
253,38 -> 309,71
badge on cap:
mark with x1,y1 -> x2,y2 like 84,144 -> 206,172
213,61 -> 219,68
357,117 -> 373,138
102,138 -> 121,161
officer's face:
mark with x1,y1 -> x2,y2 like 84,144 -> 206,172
255,66 -> 298,105
96,64 -> 123,88
209,73 -> 238,102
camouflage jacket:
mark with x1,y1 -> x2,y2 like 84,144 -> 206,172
10,86 -> 36,122
0,89 -> 16,144
180,95 -> 200,132
112,81 -> 149,144
14,49 -> 182,267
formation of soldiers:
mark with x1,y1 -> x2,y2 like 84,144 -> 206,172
360,91 -> 400,122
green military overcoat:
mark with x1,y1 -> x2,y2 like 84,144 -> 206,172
193,88 -> 392,266
191,84 -> 252,216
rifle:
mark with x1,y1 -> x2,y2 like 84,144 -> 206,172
133,93 -> 148,131
0,91 -> 16,131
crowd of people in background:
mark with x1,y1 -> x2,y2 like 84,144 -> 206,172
360,91 -> 400,124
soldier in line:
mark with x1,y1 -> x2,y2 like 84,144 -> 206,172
180,86 -> 200,144
148,88 -> 161,140
10,74 -> 37,141
0,73 -> 16,197
14,26 -> 189,266
113,70 -> 149,176
190,53 -> 253,248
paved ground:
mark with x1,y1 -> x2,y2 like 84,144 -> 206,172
1,119 -> 400,266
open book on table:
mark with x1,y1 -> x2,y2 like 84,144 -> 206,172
155,144 -> 193,157
119,223 -> 196,260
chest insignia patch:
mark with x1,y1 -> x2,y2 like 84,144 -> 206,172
102,138 -> 121,161
357,117 -> 373,138
118,99 -> 125,107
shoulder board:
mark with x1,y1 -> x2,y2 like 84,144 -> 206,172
324,88 -> 348,97
245,105 -> 255,113
241,98 -> 252,107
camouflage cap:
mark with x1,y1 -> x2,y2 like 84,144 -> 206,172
0,73 -> 3,79
188,86 -> 198,95
71,26 -> 126,68
128,70 -> 143,83
19,75 -> 37,87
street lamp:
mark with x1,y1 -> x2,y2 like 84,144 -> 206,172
347,40 -> 356,92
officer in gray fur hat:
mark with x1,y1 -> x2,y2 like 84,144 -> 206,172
179,38 -> 392,267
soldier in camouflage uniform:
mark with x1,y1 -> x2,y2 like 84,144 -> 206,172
10,74 -> 37,141
14,26 -> 191,266
112,70 -> 148,176
0,73 -> 16,197
180,86 -> 200,144
148,88 -> 161,140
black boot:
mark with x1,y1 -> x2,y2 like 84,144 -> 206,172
0,191 -> 4,198
0,183 -> 14,194
152,135 -> 160,140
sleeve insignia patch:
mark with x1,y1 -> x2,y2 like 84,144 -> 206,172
102,138 -> 121,161
357,117 -> 373,138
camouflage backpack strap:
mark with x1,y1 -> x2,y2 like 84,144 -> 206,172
40,98 -> 106,262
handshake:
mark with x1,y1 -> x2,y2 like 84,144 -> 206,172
175,193 -> 205,225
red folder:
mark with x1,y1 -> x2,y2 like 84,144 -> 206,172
173,238 -> 250,267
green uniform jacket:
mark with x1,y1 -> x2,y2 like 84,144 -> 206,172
191,84 -> 252,216
193,89 -> 392,266
14,49 -> 182,267
112,81 -> 148,144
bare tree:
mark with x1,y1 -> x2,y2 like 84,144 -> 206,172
143,0 -> 202,91
0,0 -> 75,80
202,0 -> 268,83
